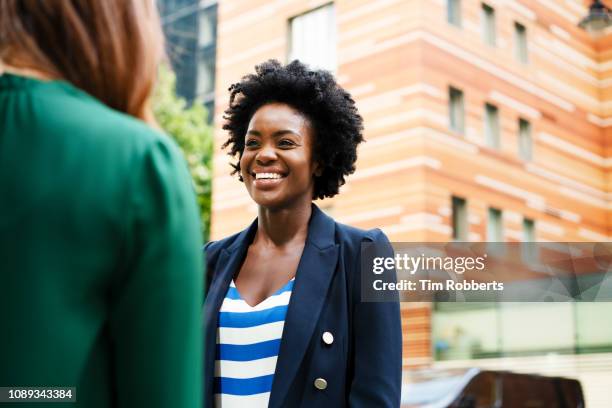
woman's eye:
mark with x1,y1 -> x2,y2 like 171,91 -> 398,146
245,139 -> 259,148
278,139 -> 295,147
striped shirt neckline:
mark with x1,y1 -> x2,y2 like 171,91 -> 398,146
214,278 -> 294,408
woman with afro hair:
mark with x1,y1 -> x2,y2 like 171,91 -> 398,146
203,60 -> 402,408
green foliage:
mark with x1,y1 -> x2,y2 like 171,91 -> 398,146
152,66 -> 213,240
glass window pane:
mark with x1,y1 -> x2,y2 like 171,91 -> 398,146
485,103 -> 499,149
522,218 -> 537,262
447,0 -> 461,27
452,196 -> 468,241
449,87 -> 464,134
482,4 -> 496,46
576,302 -> 612,353
499,303 -> 575,354
518,118 -> 532,160
487,207 -> 502,242
289,4 -> 337,72
514,22 -> 528,63
433,303 -> 500,360
199,7 -> 217,48
197,53 -> 215,98
523,218 -> 535,241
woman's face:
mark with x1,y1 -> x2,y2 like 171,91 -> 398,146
240,103 -> 319,210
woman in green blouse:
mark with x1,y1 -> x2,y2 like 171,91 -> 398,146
0,1 -> 203,407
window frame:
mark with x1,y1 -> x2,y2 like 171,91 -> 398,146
481,3 -> 496,47
487,207 -> 503,242
518,118 -> 532,161
288,3 -> 337,72
452,196 -> 468,241
449,87 -> 465,135
484,103 -> 500,149
514,22 -> 528,64
447,0 -> 462,27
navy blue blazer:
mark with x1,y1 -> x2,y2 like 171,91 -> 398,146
203,205 -> 402,407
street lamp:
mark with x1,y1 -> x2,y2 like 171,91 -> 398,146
579,0 -> 612,33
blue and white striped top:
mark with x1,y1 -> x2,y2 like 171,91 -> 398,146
214,278 -> 294,408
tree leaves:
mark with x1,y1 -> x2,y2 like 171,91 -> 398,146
152,65 -> 213,240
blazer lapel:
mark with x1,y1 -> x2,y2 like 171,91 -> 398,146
202,220 -> 257,407
268,205 -> 339,408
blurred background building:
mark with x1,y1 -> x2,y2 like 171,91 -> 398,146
164,0 -> 612,406
158,0 -> 218,120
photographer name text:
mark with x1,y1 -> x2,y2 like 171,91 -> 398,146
373,279 -> 504,291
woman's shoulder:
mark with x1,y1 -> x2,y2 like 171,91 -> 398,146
19,75 -> 173,156
203,229 -> 246,262
334,221 -> 390,246
331,220 -> 392,274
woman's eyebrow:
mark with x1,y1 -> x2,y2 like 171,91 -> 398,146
246,129 -> 301,137
272,129 -> 301,138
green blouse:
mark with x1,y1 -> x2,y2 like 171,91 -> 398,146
0,74 -> 203,407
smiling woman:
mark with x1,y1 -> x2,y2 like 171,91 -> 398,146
203,60 -> 402,408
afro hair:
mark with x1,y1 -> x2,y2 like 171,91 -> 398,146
222,59 -> 364,200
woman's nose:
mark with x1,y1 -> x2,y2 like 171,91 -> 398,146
255,145 -> 277,164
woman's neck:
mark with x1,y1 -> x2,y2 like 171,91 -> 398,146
255,202 -> 312,248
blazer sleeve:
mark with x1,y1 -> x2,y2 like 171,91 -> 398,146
348,229 -> 402,408
108,136 -> 203,408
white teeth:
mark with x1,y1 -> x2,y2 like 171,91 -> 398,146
255,172 -> 283,180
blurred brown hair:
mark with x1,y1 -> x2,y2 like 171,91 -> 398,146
0,0 -> 164,123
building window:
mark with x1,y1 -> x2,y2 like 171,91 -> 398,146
434,301 -> 612,361
433,303 -> 499,360
487,207 -> 503,242
452,196 -> 468,241
449,87 -> 465,134
514,22 -> 528,63
484,103 -> 500,149
481,3 -> 496,46
576,302 -> 612,353
447,0 -> 461,27
289,3 -> 337,72
498,303 -> 574,356
159,0 -> 218,105
522,217 -> 537,262
523,218 -> 535,241
196,3 -> 218,122
518,118 -> 532,160
198,6 -> 216,48
196,54 -> 215,98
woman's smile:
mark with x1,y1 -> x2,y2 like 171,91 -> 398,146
250,168 -> 288,189
252,172 -> 286,188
